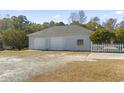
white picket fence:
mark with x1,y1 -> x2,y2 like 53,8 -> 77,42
91,43 -> 124,53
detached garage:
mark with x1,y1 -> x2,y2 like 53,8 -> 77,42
28,25 -> 92,51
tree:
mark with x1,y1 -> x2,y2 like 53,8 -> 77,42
102,18 -> 117,32
49,21 -> 55,27
90,28 -> 115,43
0,33 -> 3,48
70,21 -> 81,25
3,29 -> 27,50
0,14 -> 10,31
42,22 -> 50,28
68,12 -> 78,23
68,10 -> 87,24
78,10 -> 87,24
85,16 -> 101,31
114,29 -> 124,43
116,20 -> 124,30
56,22 -> 65,26
25,23 -> 45,34
9,15 -> 30,31
25,21 -> 65,34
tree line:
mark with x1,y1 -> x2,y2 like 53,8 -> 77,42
68,11 -> 124,44
0,10 -> 124,50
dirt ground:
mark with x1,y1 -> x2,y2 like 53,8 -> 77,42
0,50 -> 89,82
28,60 -> 124,82
0,50 -> 124,82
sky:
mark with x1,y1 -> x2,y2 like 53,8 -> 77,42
0,10 -> 124,24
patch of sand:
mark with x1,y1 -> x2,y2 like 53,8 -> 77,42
0,57 -> 23,62
87,53 -> 124,60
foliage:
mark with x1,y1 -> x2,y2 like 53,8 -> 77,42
0,33 -> 2,48
25,23 -> 45,34
85,16 -> 101,31
68,10 -> 86,24
56,22 -> 65,26
70,21 -> 82,26
116,20 -> 124,30
78,10 -> 87,24
90,28 -> 115,43
102,18 -> 117,32
0,18 -> 10,31
114,29 -> 124,43
3,29 -> 27,50
9,15 -> 30,30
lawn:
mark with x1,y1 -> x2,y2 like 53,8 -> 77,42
27,60 -> 124,82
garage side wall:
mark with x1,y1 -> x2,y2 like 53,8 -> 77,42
64,35 -> 91,51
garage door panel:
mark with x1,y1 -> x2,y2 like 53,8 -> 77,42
34,38 -> 46,49
50,37 -> 64,50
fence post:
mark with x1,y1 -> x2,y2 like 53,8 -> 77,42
122,43 -> 123,53
98,43 -> 99,52
91,42 -> 92,52
102,43 -> 103,52
120,44 -> 121,53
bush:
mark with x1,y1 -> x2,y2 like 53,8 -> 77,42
90,28 -> 115,44
114,29 -> 124,43
3,29 -> 27,50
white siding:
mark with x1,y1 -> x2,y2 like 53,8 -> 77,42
64,35 -> 91,51
29,35 -> 91,51
34,38 -> 46,50
29,37 -> 34,49
50,37 -> 64,50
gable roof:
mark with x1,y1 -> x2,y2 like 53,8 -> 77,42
28,25 -> 92,37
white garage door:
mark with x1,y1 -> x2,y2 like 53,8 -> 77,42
34,38 -> 46,50
50,37 -> 64,50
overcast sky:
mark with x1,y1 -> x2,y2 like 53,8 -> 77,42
0,10 -> 124,24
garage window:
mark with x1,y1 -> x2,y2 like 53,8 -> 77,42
77,39 -> 84,46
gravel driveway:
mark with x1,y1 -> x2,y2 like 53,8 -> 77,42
0,54 -> 88,82
87,53 -> 124,60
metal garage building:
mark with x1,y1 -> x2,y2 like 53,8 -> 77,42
28,25 -> 92,51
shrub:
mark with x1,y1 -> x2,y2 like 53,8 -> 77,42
90,28 -> 115,44
114,29 -> 124,43
3,29 -> 27,50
